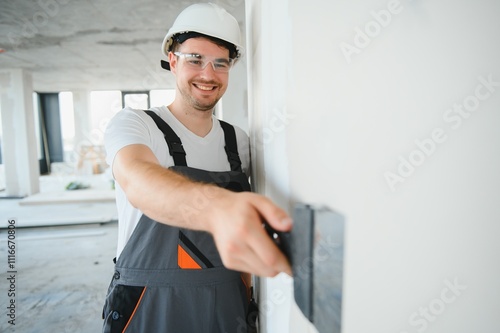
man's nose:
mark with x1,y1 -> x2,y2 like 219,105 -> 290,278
201,61 -> 216,74
199,61 -> 218,77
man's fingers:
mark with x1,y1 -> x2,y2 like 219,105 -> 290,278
218,222 -> 291,276
248,222 -> 292,276
251,195 -> 293,232
210,192 -> 293,276
246,194 -> 293,275
220,241 -> 281,277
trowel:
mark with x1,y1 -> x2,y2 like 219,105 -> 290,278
265,203 -> 345,333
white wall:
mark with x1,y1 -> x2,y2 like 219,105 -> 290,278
246,0 -> 302,331
247,0 -> 500,332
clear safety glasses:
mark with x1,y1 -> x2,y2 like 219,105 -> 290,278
174,52 -> 234,73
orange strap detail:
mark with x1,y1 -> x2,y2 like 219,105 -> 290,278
177,244 -> 202,269
241,273 -> 252,301
122,287 -> 147,333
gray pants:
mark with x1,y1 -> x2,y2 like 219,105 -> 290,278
103,263 -> 249,332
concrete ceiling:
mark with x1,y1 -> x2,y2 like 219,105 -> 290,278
0,0 -> 245,92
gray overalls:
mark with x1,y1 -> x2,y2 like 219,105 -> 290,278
102,111 -> 253,333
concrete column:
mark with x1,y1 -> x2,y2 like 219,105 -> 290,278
69,90 -> 93,174
71,90 -> 91,151
0,68 -> 39,197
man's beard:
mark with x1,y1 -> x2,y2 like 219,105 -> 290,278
179,80 -> 223,112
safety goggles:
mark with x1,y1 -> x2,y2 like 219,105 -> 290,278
173,52 -> 234,73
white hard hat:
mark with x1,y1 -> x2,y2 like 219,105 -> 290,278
161,2 -> 243,69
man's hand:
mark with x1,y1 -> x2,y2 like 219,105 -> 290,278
205,191 -> 293,277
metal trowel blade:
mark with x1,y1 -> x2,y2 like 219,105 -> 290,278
267,204 -> 344,333
290,204 -> 344,333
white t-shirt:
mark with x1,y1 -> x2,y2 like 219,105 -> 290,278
104,106 -> 251,258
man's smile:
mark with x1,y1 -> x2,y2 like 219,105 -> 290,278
192,81 -> 219,92
194,83 -> 217,91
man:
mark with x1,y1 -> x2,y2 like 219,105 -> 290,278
102,3 -> 292,332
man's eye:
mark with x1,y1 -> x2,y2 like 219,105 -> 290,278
187,59 -> 202,66
214,61 -> 230,69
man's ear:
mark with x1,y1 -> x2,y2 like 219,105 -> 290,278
168,52 -> 177,74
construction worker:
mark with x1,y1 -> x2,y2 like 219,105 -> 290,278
102,3 -> 292,332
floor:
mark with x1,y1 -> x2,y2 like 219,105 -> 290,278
0,173 -> 118,333
0,222 -> 118,333
0,172 -> 117,228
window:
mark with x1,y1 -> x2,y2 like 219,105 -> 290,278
90,90 -> 122,145
123,92 -> 149,109
59,92 -> 75,160
150,89 -> 176,107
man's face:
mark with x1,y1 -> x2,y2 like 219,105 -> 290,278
169,37 -> 230,112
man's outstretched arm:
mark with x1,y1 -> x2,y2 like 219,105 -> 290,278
113,143 -> 293,277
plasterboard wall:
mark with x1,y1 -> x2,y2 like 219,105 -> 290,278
246,0 -> 500,332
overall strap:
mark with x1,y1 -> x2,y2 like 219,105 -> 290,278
144,110 -> 187,166
219,120 -> 243,172
144,110 -> 243,172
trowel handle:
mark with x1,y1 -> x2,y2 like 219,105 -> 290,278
262,222 -> 292,260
